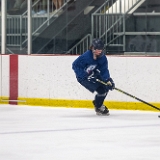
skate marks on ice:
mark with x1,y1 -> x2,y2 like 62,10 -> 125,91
0,105 -> 160,160
0,105 -> 159,135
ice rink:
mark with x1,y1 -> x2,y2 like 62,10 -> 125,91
0,105 -> 160,160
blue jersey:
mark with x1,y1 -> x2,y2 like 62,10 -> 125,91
72,50 -> 110,82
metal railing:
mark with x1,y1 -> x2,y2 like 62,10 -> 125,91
66,0 -> 144,54
1,0 -> 70,49
66,34 -> 92,54
91,0 -> 145,50
4,0 -> 42,48
21,0 -> 70,48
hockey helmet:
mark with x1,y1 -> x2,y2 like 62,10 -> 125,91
92,39 -> 104,50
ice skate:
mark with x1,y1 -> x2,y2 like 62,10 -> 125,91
93,100 -> 110,116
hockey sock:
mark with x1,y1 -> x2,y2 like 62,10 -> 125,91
94,93 -> 107,108
94,86 -> 108,108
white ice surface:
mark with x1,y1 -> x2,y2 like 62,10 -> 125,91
0,105 -> 160,160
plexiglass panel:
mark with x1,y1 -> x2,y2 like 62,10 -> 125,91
0,0 -> 160,55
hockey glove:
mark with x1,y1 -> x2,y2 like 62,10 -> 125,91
105,78 -> 115,90
87,69 -> 101,83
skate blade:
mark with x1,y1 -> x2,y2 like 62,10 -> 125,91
96,112 -> 110,116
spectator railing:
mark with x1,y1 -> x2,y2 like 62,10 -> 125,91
66,34 -> 92,54
1,0 -> 70,50
2,0 -> 42,49
22,0 -> 70,48
91,0 -> 145,50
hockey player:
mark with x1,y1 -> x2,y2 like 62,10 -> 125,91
72,39 -> 115,115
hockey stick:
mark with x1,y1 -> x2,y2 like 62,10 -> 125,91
96,79 -> 160,112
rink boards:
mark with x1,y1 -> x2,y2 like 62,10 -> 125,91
0,55 -> 160,111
